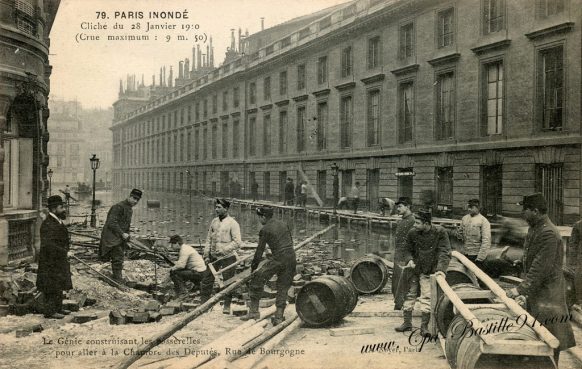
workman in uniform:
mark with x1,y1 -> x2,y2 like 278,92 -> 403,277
458,198 -> 491,267
169,235 -> 208,297
241,206 -> 296,325
36,195 -> 72,319
392,197 -> 416,309
398,210 -> 451,336
507,193 -> 575,365
569,218 -> 582,305
200,198 -> 242,313
99,188 -> 142,284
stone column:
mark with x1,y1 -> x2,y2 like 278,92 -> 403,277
0,94 -> 13,265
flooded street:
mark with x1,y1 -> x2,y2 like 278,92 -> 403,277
91,191 -> 395,265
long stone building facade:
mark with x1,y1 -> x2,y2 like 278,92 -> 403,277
0,0 -> 60,265
111,0 -> 582,225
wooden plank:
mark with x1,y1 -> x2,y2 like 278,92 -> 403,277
451,251 -> 560,350
329,327 -> 375,336
499,275 -> 523,285
430,274 -> 438,336
455,290 -> 496,299
480,340 -> 553,356
350,311 -> 422,317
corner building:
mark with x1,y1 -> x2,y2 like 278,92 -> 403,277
0,0 -> 60,265
111,0 -> 582,225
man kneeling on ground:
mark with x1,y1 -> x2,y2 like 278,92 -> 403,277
241,206 -> 297,325
169,235 -> 208,297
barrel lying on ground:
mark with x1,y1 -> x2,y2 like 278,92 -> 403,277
295,275 -> 358,327
446,257 -> 479,287
445,307 -> 555,369
434,283 -> 492,336
349,255 -> 389,294
146,200 -> 160,209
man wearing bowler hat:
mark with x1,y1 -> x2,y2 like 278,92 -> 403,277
200,198 -> 242,313
240,206 -> 296,325
398,209 -> 451,336
507,193 -> 575,364
99,188 -> 142,284
36,195 -> 72,319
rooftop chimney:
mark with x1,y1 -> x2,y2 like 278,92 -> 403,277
261,17 -> 264,31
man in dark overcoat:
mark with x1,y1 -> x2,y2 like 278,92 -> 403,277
99,188 -> 142,283
284,178 -> 295,205
507,193 -> 576,364
36,195 -> 71,319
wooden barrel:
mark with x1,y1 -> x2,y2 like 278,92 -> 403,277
446,258 -> 479,287
349,255 -> 389,294
296,275 -> 358,327
435,283 -> 491,336
445,307 -> 555,369
146,200 -> 161,209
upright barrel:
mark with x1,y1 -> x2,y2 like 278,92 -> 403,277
146,200 -> 161,209
349,255 -> 389,294
296,275 -> 358,327
434,283 -> 491,336
445,307 -> 555,369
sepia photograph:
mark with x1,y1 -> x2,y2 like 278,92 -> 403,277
1,0 -> 582,368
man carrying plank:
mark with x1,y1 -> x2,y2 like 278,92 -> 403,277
507,193 -> 575,365
99,188 -> 142,284
399,210 -> 451,337
241,206 -> 296,325
200,198 -> 242,313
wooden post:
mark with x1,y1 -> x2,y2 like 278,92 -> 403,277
429,274 -> 438,336
451,251 -> 560,349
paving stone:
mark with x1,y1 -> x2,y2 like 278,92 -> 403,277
72,313 -> 98,324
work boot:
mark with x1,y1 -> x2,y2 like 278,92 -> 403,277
240,299 -> 260,321
394,310 -> 413,332
112,267 -> 124,285
420,312 -> 431,337
271,306 -> 286,326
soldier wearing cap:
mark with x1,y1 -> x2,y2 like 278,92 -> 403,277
36,195 -> 72,319
458,199 -> 491,266
99,188 -> 142,284
392,197 -> 416,313
200,198 -> 242,313
507,193 -> 575,363
241,206 -> 296,325
169,235 -> 208,297
398,210 -> 451,336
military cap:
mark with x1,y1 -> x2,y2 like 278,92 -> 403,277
216,198 -> 231,208
130,188 -> 143,199
417,209 -> 432,223
395,197 -> 412,207
256,206 -> 274,218
518,193 -> 548,211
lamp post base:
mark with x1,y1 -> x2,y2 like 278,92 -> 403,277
90,212 -> 97,228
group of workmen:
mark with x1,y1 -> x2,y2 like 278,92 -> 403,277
36,188 -> 577,363
36,189 -> 297,326
390,194 -> 575,364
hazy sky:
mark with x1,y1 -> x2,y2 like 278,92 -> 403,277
50,0 -> 346,109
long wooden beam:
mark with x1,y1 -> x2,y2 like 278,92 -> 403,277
115,224 -> 335,369
451,251 -> 560,349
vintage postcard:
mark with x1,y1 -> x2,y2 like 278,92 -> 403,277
1,0 -> 581,368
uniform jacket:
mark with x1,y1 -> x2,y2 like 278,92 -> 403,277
568,220 -> 582,267
36,214 -> 72,293
252,218 -> 295,270
99,200 -> 133,256
404,225 -> 451,275
204,215 -> 242,258
517,215 -> 575,351
460,213 -> 491,260
393,213 -> 415,265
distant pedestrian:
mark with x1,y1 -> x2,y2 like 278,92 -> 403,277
294,179 -> 302,206
300,181 -> 307,207
350,182 -> 361,214
284,178 -> 295,206
251,179 -> 259,202
36,195 -> 71,319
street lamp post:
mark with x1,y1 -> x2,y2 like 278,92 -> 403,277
89,154 -> 100,228
331,163 -> 339,214
47,169 -> 53,196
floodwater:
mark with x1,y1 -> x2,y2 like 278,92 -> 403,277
93,191 -> 395,264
